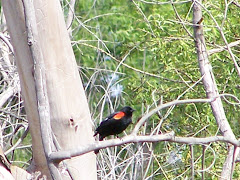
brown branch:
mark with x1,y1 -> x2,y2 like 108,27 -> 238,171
232,1 -> 240,8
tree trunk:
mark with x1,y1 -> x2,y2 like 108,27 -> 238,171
2,0 -> 97,179
192,1 -> 237,179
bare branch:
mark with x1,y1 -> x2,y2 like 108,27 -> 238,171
49,132 -> 174,162
208,40 -> 240,55
170,0 -> 193,38
0,33 -> 14,54
201,145 -> 206,180
192,1 -> 238,179
78,42 -> 192,83
190,145 -> 194,179
131,97 -> 215,135
0,86 -> 19,108
232,1 -> 240,7
49,132 -> 240,163
196,0 -> 240,77
21,0 -> 60,179
132,0 -> 156,37
66,0 -> 76,35
4,126 -> 29,155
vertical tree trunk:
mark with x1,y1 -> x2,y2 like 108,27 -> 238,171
2,0 -> 97,179
192,1 -> 237,179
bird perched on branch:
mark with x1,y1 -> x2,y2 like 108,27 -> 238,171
94,106 -> 135,154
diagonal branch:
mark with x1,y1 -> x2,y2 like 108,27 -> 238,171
131,97 -> 216,135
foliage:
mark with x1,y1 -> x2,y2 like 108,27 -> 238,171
0,0 -> 240,179
68,0 -> 240,179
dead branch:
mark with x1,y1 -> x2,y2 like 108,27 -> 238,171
49,132 -> 240,163
192,1 -> 238,179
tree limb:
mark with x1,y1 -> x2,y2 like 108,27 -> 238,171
208,40 -> 240,55
192,1 -> 238,179
49,131 -> 240,163
131,97 -> 216,135
21,0 -> 60,179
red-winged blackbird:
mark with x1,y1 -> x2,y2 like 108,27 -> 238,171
94,106 -> 135,154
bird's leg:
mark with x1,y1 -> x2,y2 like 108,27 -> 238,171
116,135 -> 124,141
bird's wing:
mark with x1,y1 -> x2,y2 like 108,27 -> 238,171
103,111 -> 125,121
95,111 -> 125,133
112,111 -> 125,120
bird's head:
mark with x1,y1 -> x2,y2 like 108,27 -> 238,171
121,106 -> 135,116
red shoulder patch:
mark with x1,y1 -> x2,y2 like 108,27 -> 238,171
113,112 -> 125,120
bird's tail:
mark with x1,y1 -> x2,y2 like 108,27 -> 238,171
94,136 -> 104,154
93,131 -> 98,137
99,135 -> 104,141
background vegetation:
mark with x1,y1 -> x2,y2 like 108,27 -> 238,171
1,0 -> 240,179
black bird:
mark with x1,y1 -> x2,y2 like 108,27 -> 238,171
94,106 -> 135,153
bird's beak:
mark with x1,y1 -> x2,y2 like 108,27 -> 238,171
132,109 -> 135,112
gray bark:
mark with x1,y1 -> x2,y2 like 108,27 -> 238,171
2,0 -> 97,179
192,1 -> 237,179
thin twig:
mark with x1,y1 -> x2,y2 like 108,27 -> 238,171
79,42 -> 193,83
131,97 -> 215,135
201,145 -> 205,180
190,145 -> 194,180
4,126 -> 29,155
